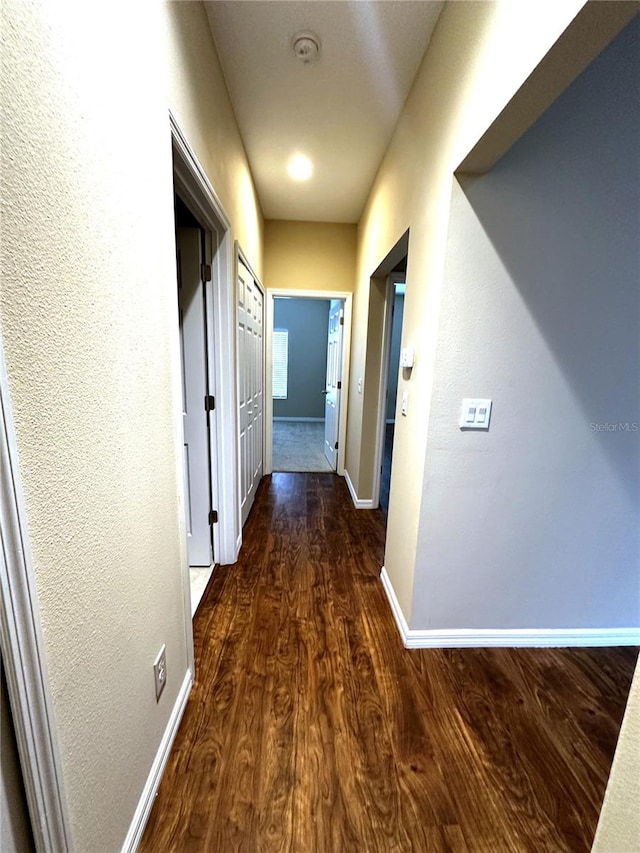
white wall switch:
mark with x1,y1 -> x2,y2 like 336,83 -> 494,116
460,398 -> 492,429
400,345 -> 415,369
401,390 -> 408,416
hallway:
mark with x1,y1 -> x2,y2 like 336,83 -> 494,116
140,474 -> 636,852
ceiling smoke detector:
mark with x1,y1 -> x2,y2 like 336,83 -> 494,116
292,31 -> 321,64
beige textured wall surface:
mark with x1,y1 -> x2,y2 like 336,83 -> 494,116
162,1 -> 264,278
593,661 -> 640,852
348,0 -> 585,618
264,220 -> 357,293
1,1 -> 190,849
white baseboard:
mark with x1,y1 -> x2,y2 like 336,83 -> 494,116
401,626 -> 640,649
121,669 -> 192,853
344,469 -> 375,509
273,416 -> 324,422
380,566 -> 411,640
379,567 -> 640,649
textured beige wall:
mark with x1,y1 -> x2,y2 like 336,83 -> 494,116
0,2 -> 191,848
264,220 -> 357,293
592,661 -> 640,852
0,0 -> 262,850
162,1 -> 264,277
348,0 -> 585,618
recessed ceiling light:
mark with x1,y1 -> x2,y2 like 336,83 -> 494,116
288,154 -> 313,181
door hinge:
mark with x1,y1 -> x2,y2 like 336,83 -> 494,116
201,263 -> 212,283
204,395 -> 215,412
337,381 -> 342,390
334,441 -> 339,450
209,510 -> 218,525
339,316 -> 344,325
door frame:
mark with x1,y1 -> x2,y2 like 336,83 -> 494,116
265,289 -> 352,477
372,273 -> 405,508
171,113 -> 240,567
0,338 -> 72,851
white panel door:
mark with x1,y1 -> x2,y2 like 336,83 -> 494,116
238,260 -> 264,525
324,300 -> 344,470
177,227 -> 211,566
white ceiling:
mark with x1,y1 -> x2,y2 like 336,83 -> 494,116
204,1 -> 444,223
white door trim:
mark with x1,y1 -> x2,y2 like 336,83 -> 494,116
265,289 -> 352,477
0,338 -> 73,852
171,112 -> 240,567
372,273 -> 405,508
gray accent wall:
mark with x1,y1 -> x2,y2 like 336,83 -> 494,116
274,298 -> 330,419
412,17 -> 640,631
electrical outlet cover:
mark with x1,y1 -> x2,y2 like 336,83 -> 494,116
154,644 -> 167,701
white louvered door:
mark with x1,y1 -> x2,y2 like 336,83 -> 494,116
238,259 -> 264,524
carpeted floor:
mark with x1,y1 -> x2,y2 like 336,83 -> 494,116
272,420 -> 333,472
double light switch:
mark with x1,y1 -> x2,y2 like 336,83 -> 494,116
460,398 -> 492,429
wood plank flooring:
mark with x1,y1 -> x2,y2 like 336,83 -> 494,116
140,473 -> 637,852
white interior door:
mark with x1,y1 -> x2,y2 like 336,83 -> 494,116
324,300 -> 344,470
238,259 -> 264,525
177,227 -> 211,566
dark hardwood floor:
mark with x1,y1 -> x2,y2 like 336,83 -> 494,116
140,473 -> 637,852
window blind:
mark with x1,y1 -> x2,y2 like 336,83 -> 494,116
272,329 -> 288,399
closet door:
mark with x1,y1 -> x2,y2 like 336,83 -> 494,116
177,227 -> 211,566
237,259 -> 264,525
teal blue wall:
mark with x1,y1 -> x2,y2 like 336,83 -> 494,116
273,298 -> 330,419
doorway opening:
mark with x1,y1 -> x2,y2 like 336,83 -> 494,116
265,290 -> 352,477
379,267 -> 406,514
358,230 -> 409,517
171,116 -> 242,625
174,193 -> 216,615
272,296 -> 333,472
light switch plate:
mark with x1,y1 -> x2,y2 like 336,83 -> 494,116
460,398 -> 492,430
400,346 -> 415,369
